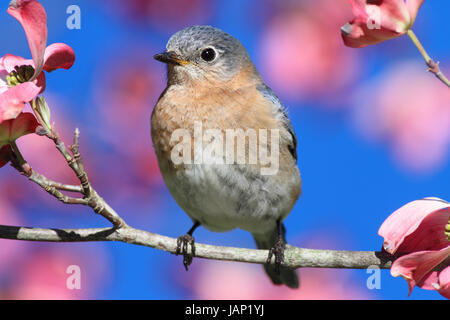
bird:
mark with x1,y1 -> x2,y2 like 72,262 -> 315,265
151,25 -> 301,288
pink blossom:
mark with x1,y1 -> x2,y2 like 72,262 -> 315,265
0,145 -> 11,168
379,198 -> 450,298
0,112 -> 39,148
342,0 -> 425,48
0,112 -> 39,168
0,0 -> 75,123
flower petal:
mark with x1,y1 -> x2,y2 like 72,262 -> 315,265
341,21 -> 401,48
0,56 -> 8,72
34,70 -> 46,93
437,266 -> 450,299
418,266 -> 450,299
375,0 -> 412,32
0,145 -> 12,168
0,61 -> 8,94
0,112 -> 39,147
390,245 -> 450,296
0,82 -> 41,123
1,54 -> 33,73
342,0 -> 422,47
379,198 -> 450,254
405,0 -> 425,26
399,207 -> 450,253
348,0 -> 411,31
43,43 -> 75,72
417,270 -> 440,291
8,0 -> 48,79
347,0 -> 368,22
1,54 -> 46,94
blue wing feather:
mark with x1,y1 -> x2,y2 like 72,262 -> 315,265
257,84 -> 298,162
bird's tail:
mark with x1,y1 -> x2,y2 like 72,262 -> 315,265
252,224 -> 299,289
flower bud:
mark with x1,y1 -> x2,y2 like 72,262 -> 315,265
34,96 -> 51,131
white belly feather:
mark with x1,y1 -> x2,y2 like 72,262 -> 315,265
160,158 -> 299,233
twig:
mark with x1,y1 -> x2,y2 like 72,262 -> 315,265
69,128 -> 91,196
11,161 -> 88,206
45,128 -> 127,228
11,126 -> 128,228
46,181 -> 83,193
9,146 -> 82,193
407,29 -> 450,88
0,224 -> 395,270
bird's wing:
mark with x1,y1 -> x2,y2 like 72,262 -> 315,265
257,84 -> 298,162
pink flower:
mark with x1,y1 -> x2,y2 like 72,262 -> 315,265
0,145 -> 12,168
0,112 -> 39,168
341,0 -> 425,48
0,112 -> 39,147
379,198 -> 450,298
0,0 -> 75,124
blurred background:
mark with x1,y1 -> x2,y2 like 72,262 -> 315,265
0,0 -> 449,299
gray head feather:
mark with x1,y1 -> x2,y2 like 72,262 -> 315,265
165,25 -> 256,81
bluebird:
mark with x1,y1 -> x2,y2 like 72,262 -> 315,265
151,26 -> 301,288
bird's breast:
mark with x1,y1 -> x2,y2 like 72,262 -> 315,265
151,82 -> 280,167
150,82 -> 301,232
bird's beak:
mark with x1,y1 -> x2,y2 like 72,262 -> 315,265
153,51 -> 190,66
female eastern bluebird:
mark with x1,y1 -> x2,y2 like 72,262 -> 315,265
151,25 -> 301,288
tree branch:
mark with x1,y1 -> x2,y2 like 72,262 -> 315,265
4,121 -> 398,271
0,224 -> 395,270
16,163 -> 88,205
10,125 -> 128,229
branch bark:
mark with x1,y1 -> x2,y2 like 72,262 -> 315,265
0,224 -> 395,270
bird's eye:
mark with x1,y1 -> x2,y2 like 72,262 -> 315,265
201,48 -> 216,62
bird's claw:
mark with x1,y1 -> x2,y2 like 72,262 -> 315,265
176,234 -> 196,271
267,238 -> 285,274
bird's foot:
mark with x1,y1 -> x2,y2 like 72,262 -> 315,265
176,234 -> 196,271
267,238 -> 285,274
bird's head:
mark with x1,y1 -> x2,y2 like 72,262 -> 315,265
154,25 -> 256,85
